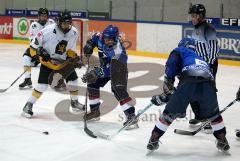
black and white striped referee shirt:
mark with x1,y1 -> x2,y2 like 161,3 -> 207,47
191,21 -> 219,64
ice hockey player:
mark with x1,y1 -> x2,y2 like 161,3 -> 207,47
188,4 -> 219,131
236,87 -> 240,139
82,25 -> 138,129
21,11 -> 84,118
19,8 -> 55,89
147,38 -> 230,153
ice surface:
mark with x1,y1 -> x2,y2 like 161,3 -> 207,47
0,43 -> 240,161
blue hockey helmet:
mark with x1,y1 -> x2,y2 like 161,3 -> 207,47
178,38 -> 196,51
102,25 -> 119,42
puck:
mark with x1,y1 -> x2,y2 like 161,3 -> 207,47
236,131 -> 240,138
42,131 -> 49,135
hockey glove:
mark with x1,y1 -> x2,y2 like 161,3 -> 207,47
163,76 -> 174,95
151,93 -> 170,106
83,40 -> 94,58
237,87 -> 240,101
67,56 -> 84,69
37,47 -> 50,62
82,67 -> 104,84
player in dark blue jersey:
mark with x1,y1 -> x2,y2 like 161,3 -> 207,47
82,25 -> 138,129
147,38 -> 229,152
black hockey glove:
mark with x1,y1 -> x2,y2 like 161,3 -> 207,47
67,56 -> 84,69
236,87 -> 240,101
83,40 -> 94,58
163,76 -> 174,95
151,93 -> 170,106
82,67 -> 104,84
37,47 -> 50,62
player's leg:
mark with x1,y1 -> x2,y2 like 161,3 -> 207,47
189,100 -> 213,133
84,78 -> 110,121
19,48 -> 33,89
110,57 -> 137,128
189,59 -> 218,129
199,82 -> 230,152
22,65 -> 51,118
66,70 -> 85,112
189,101 -> 203,126
147,82 -> 194,151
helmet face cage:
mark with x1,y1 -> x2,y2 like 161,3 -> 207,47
188,4 -> 206,18
178,38 -> 196,51
102,25 -> 119,43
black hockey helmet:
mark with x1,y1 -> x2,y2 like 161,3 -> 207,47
188,4 -> 206,18
57,10 -> 72,33
57,10 -> 72,24
38,8 -> 49,16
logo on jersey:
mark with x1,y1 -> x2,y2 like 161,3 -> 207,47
195,59 -> 208,66
17,17 -> 29,36
55,40 -> 68,55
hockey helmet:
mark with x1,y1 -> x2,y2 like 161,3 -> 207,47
188,4 -> 206,18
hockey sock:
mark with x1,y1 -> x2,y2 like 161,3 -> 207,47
28,89 -> 42,104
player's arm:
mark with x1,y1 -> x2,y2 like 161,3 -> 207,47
30,31 -> 61,70
151,50 -> 181,106
30,31 -> 50,62
29,31 -> 44,57
164,50 -> 182,94
83,33 -> 99,57
29,22 -> 39,42
66,29 -> 79,59
205,25 -> 219,64
65,30 -> 83,68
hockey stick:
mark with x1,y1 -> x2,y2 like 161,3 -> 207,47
174,99 -> 238,136
93,102 -> 154,140
83,57 -> 97,138
0,70 -> 27,93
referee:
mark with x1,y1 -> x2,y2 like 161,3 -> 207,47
188,4 -> 219,131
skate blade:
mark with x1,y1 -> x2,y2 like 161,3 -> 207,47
86,117 -> 100,123
19,85 -> 33,90
146,149 -> 156,156
218,149 -> 231,155
70,108 -> 85,114
202,129 -> 213,134
21,112 -> 32,119
189,123 -> 202,128
125,123 -> 139,130
94,131 -> 111,140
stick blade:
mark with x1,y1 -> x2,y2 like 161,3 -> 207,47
0,89 -> 7,93
84,127 -> 97,138
174,129 -> 195,136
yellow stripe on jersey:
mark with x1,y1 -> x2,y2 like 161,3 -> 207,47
32,89 -> 42,99
39,57 -> 65,70
70,91 -> 79,96
67,49 -> 78,58
30,47 -> 37,57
